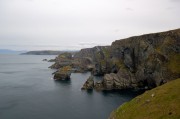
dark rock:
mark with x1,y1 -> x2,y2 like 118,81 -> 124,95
50,29 -> 180,91
81,76 -> 94,90
53,66 -> 72,80
48,59 -> 55,62
75,46 -> 112,75
94,81 -> 104,91
42,59 -> 48,61
103,74 -> 114,90
49,53 -> 73,69
54,72 -> 71,80
100,28 -> 180,90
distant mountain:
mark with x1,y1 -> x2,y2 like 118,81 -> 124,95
21,50 -> 78,55
0,49 -> 26,54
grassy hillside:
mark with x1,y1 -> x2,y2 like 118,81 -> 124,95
109,78 -> 180,119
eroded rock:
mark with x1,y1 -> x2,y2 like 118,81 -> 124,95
81,76 -> 94,90
53,66 -> 72,80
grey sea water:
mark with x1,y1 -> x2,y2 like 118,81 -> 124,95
0,54 -> 140,119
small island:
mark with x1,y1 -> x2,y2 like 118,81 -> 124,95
21,50 -> 77,55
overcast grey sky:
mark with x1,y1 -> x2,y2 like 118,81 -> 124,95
0,0 -> 180,50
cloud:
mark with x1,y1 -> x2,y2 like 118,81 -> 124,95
0,0 -> 180,50
114,29 -> 120,33
125,8 -> 134,11
170,0 -> 180,2
78,42 -> 98,46
166,7 -> 174,10
78,42 -> 106,48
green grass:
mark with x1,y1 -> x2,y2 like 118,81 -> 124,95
168,54 -> 180,74
59,66 -> 72,73
102,47 -> 110,58
109,78 -> 180,119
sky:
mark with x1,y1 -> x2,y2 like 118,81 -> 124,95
0,0 -> 180,51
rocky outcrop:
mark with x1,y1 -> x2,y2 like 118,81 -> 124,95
48,59 -> 56,62
50,46 -> 112,80
49,52 -> 73,69
94,81 -> 104,91
95,29 -> 180,90
74,46 -> 112,76
42,59 -> 48,61
51,29 -> 180,90
50,53 -> 74,80
81,76 -> 94,90
53,66 -> 72,80
54,72 -> 71,80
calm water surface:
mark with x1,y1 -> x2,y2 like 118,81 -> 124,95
0,54 -> 140,119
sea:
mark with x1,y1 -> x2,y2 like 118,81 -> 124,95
0,54 -> 141,119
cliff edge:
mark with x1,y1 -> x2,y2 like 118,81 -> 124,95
109,78 -> 180,119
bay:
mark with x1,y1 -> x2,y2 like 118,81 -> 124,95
0,54 -> 140,119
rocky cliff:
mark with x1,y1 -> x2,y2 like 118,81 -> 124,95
50,46 -> 112,80
82,29 -> 180,90
50,29 -> 180,89
74,46 -> 112,75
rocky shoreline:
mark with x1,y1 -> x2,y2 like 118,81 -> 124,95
49,29 -> 180,91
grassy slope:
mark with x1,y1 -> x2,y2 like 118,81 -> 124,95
109,78 -> 180,119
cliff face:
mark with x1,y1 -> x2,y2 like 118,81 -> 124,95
74,46 -> 112,75
81,29 -> 180,90
50,29 -> 180,89
101,29 -> 180,90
